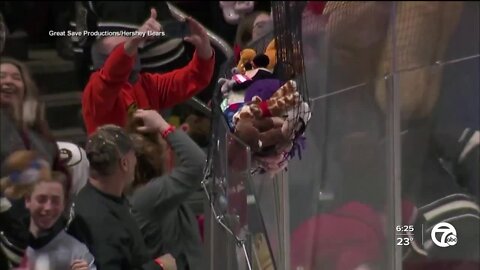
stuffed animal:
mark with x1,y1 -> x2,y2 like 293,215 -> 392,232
0,150 -> 51,200
231,80 -> 305,156
233,80 -> 299,124
236,48 -> 257,74
234,116 -> 288,153
264,39 -> 276,71
249,80 -> 300,118
244,78 -> 284,102
235,65 -> 274,91
235,39 -> 277,76
218,73 -> 252,97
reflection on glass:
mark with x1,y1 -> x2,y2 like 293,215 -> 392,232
399,62 -> 480,269
289,81 -> 389,270
289,1 -> 479,270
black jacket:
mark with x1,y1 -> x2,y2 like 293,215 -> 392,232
67,182 -> 163,270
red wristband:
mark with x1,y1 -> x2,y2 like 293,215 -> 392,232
154,258 -> 164,268
161,125 -> 176,139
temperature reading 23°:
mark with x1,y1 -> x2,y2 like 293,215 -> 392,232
397,237 -> 413,246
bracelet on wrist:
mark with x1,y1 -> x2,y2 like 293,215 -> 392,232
154,258 -> 164,268
161,125 -> 176,139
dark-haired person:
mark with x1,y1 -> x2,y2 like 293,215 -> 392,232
67,125 -> 176,270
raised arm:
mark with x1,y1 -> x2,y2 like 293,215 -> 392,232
131,110 -> 206,212
82,8 -> 163,134
142,16 -> 215,110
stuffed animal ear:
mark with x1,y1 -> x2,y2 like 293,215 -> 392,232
252,54 -> 270,69
252,96 -> 263,103
236,48 -> 257,74
265,39 -> 277,71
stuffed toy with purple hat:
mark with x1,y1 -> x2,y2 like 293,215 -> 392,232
244,78 -> 284,103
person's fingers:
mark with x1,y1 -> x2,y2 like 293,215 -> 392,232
71,260 -> 86,266
133,110 -> 146,119
72,266 -> 88,270
147,19 -> 161,29
183,36 -> 200,47
145,20 -> 159,33
136,126 -> 149,133
150,8 -> 157,20
71,260 -> 89,270
186,16 -> 207,38
186,16 -> 202,32
151,21 -> 162,32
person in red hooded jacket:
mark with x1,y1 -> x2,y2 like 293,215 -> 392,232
82,8 -> 215,135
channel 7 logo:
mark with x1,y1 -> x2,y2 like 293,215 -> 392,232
431,222 -> 458,247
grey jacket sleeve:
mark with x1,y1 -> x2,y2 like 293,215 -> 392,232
132,129 -> 206,213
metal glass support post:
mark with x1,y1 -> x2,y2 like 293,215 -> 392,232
385,2 -> 403,270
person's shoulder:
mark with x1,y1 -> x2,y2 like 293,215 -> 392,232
71,186 -> 106,218
73,185 -> 94,206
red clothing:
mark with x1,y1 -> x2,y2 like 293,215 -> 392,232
306,1 -> 326,14
290,202 -> 384,270
82,43 -> 215,135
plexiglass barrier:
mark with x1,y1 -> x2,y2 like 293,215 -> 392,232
206,2 -> 479,270
289,2 -> 479,270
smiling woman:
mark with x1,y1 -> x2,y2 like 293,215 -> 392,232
0,57 -> 60,172
0,60 -> 27,114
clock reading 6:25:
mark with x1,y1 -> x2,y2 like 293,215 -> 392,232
396,225 -> 414,232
